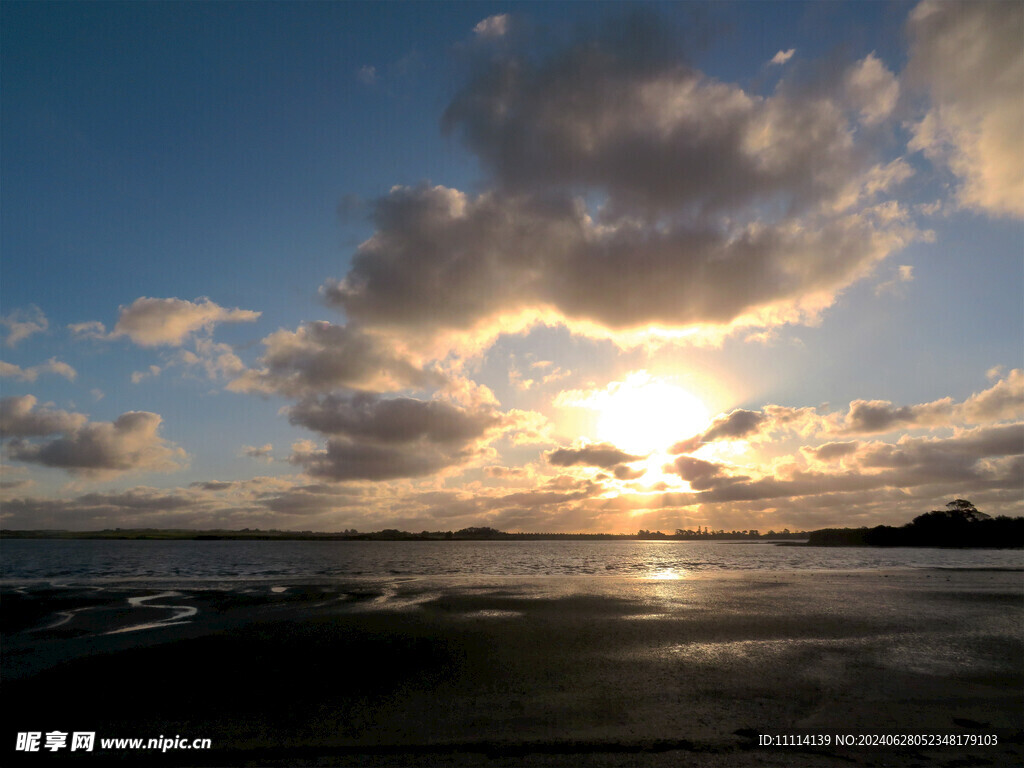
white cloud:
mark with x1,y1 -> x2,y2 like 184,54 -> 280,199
177,338 -> 245,380
242,443 -> 274,462
68,320 -> 108,341
907,0 -> 1024,217
357,65 -> 377,85
0,358 -> 77,382
874,264 -> 915,296
473,14 -> 509,38
111,297 -> 260,347
674,369 -> 1024,450
844,52 -> 900,126
1,306 -> 48,347
131,365 -> 162,384
770,48 -> 795,65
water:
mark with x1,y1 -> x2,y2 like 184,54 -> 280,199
2,538 -> 1021,584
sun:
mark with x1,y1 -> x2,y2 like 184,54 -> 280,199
592,372 -> 711,455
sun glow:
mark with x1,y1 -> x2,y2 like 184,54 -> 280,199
589,371 -> 711,455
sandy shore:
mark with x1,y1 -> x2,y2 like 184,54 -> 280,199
3,570 -> 1022,766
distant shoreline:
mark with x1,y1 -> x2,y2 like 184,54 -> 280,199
0,528 -> 808,542
3,527 -> 1022,548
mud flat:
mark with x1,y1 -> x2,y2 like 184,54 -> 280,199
3,569 -> 1022,766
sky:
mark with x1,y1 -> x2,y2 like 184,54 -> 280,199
1,0 -> 1021,533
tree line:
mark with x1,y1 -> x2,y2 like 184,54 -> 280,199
807,500 -> 1024,548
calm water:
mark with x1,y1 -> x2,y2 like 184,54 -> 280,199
1,538 -> 1021,584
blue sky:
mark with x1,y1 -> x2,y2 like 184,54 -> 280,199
2,1 -> 1021,532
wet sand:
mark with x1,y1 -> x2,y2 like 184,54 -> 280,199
3,570 -> 1022,766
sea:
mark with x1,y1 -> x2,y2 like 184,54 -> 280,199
2,538 -> 1021,585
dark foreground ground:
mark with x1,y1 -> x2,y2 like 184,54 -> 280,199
3,570 -> 1022,767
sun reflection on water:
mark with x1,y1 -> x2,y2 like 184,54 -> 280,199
647,568 -> 685,580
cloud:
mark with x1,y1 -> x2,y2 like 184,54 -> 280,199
668,456 -> 730,489
804,441 -> 859,462
960,368 -> 1024,423
242,443 -> 274,461
131,365 -> 162,384
287,394 -> 506,481
770,49 -> 795,65
874,264 -> 914,295
840,397 -> 954,434
672,423 -> 1023,507
675,369 -> 1023,450
68,320 -> 109,341
177,338 -> 246,381
473,14 -> 509,38
844,53 -> 900,127
0,358 -> 77,382
840,370 -> 1023,434
322,20 -> 924,349
546,442 -> 645,469
288,393 -> 503,442
228,321 -> 441,397
0,396 -> 88,438
907,0 -> 1024,217
0,489 -> 197,528
441,22 -> 892,217
613,465 -> 647,481
111,297 -> 260,347
325,185 -> 921,339
1,306 -> 48,347
357,64 -> 377,85
3,400 -> 187,477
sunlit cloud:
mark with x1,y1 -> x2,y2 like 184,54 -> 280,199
473,14 -> 509,39
907,0 -> 1024,218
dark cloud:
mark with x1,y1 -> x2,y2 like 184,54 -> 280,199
325,186 -> 916,337
0,489 -> 197,528
259,484 -> 365,516
191,481 -> 235,491
288,393 -> 501,443
228,321 -> 441,396
321,14 -> 921,345
291,440 -> 464,482
613,465 -> 647,481
667,456 -> 749,491
806,441 -> 860,461
442,14 -> 881,217
287,394 -> 506,481
547,442 -> 645,468
841,398 -> 951,434
1,396 -> 87,438
672,409 -> 767,453
5,409 -> 187,477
